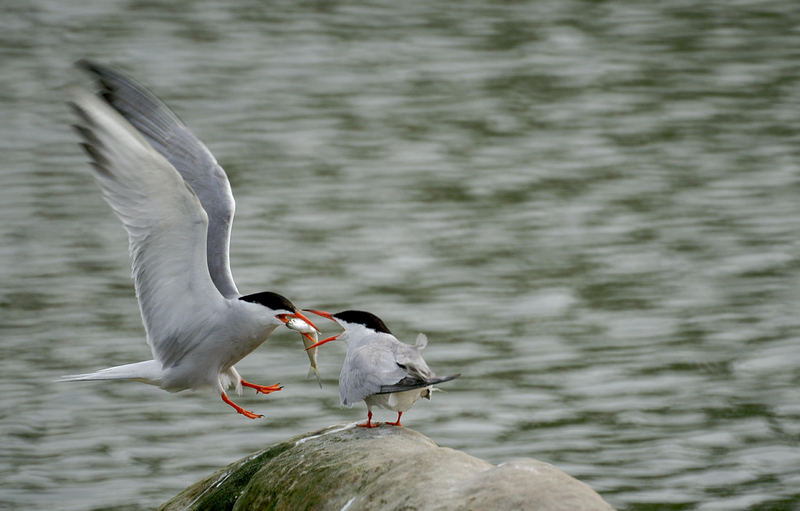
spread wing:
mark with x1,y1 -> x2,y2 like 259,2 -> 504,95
77,60 -> 239,298
71,90 -> 224,367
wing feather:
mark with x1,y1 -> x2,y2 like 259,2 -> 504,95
339,340 -> 406,406
377,373 -> 461,394
77,60 -> 239,298
71,90 -> 224,367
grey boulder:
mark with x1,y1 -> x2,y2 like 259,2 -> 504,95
159,423 -> 615,511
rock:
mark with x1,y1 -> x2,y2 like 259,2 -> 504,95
158,424 -> 615,511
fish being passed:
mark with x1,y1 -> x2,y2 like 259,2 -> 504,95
286,317 -> 322,387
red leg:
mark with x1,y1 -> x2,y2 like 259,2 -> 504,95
357,410 -> 380,428
386,411 -> 403,427
221,392 -> 262,419
241,379 -> 283,395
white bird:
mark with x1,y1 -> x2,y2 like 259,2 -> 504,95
61,61 -> 320,419
305,310 -> 460,428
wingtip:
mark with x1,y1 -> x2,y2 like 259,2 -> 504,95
75,58 -> 97,75
75,59 -> 121,93
72,123 -> 97,145
75,58 -> 104,76
67,96 -> 96,127
67,99 -> 82,117
435,373 -> 461,385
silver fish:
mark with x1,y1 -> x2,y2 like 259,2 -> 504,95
286,317 -> 321,387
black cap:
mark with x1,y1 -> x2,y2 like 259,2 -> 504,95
239,291 -> 297,312
332,310 -> 392,334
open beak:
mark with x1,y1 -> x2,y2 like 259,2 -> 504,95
294,310 -> 321,332
277,311 -> 321,333
303,309 -> 335,321
302,310 -> 343,349
305,333 -> 340,350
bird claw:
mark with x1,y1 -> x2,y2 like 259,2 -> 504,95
236,408 -> 263,419
385,412 -> 403,427
241,380 -> 283,395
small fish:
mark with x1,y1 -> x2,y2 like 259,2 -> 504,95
286,317 -> 322,388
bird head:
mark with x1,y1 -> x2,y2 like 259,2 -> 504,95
239,291 -> 319,342
302,309 -> 392,349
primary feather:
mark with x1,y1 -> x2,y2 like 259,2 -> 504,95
77,59 -> 239,299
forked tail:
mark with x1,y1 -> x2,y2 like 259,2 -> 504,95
58,360 -> 162,386
308,366 -> 322,389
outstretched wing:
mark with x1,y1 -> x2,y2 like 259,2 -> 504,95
71,90 -> 224,367
77,60 -> 239,298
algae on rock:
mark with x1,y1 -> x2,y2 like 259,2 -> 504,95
159,424 -> 615,511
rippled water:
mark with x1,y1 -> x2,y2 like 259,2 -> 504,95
2,1 -> 800,510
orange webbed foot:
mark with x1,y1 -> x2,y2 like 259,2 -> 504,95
357,411 -> 380,428
237,408 -> 264,420
221,392 -> 263,419
241,380 -> 283,395
385,411 -> 403,427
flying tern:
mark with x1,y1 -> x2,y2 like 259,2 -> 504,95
61,61 -> 319,419
305,310 -> 460,427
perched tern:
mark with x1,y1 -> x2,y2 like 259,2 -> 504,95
305,310 -> 460,427
61,61 -> 319,419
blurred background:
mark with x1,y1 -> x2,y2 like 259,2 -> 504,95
2,1 -> 800,509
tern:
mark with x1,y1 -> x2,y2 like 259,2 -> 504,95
61,61 -> 319,419
305,310 -> 460,427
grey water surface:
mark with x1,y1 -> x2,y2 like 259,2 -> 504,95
2,1 -> 800,510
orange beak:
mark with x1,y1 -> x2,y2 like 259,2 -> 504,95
305,333 -> 340,350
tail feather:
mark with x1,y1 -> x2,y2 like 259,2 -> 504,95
307,366 -> 322,389
58,360 -> 162,385
377,373 -> 461,395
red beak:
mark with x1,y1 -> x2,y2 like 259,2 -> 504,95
305,333 -> 340,350
303,309 -> 335,321
302,309 -> 343,349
